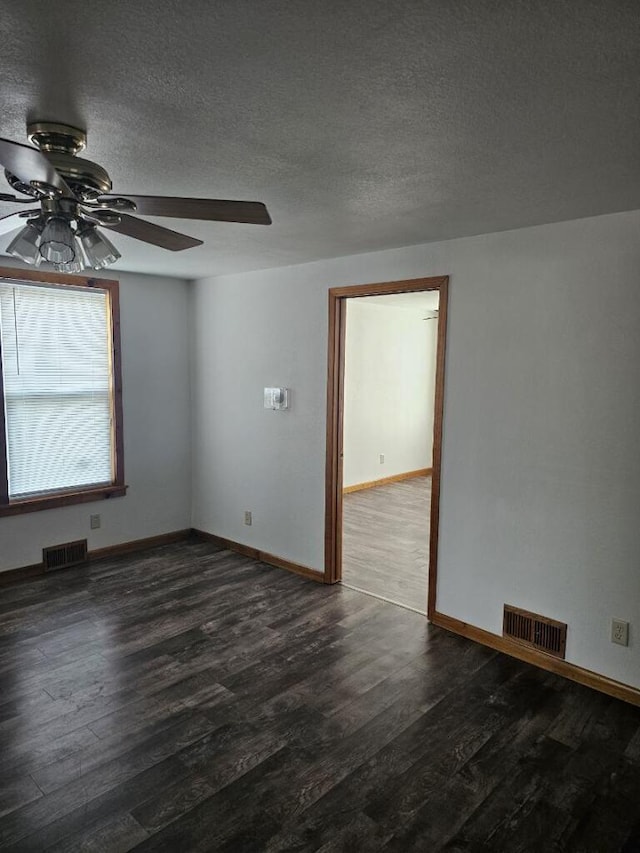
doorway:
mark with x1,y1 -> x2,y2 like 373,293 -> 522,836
324,276 -> 448,618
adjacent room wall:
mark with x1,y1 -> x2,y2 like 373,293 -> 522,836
343,300 -> 436,488
0,266 -> 192,572
191,208 -> 640,690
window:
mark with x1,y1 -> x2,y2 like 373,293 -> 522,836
0,267 -> 125,515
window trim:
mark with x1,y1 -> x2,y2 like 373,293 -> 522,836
0,266 -> 126,516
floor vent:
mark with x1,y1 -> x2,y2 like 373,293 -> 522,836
43,539 -> 88,571
503,604 -> 567,659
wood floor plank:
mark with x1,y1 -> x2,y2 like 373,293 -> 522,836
0,538 -> 638,852
0,775 -> 42,820
31,709 -> 200,795
130,771 -> 214,834
0,724 -> 101,779
43,811 -> 148,853
0,712 -> 214,850
378,677 -> 564,850
1,758 -> 193,852
263,741 -> 412,851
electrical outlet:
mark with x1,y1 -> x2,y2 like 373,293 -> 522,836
244,511 -> 252,526
379,454 -> 385,464
90,514 -> 101,530
611,618 -> 629,646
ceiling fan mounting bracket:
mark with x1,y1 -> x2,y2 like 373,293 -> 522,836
27,121 -> 87,155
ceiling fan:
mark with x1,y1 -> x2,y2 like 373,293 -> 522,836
0,121 -> 272,273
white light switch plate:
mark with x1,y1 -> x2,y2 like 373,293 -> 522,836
264,387 -> 289,410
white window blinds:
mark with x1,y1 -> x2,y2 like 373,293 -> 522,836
0,281 -> 114,498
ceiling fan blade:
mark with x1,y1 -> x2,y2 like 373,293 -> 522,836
0,137 -> 73,197
97,195 -> 272,225
0,212 -> 27,236
0,193 -> 39,204
102,213 -> 203,251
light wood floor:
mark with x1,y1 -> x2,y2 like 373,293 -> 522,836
342,475 -> 431,613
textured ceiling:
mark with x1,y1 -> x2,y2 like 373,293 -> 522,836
1,1 -> 639,278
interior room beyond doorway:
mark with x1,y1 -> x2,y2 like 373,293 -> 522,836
341,290 -> 440,613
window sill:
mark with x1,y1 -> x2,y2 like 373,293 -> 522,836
0,484 -> 128,517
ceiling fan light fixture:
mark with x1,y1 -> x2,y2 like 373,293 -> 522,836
77,225 -> 121,269
6,221 -> 42,265
1,121 -> 272,274
39,216 -> 76,264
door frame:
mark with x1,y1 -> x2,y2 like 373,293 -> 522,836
324,275 -> 449,618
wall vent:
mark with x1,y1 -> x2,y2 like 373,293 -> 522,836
43,539 -> 88,572
503,604 -> 567,659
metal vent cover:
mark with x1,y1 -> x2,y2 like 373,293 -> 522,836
503,604 -> 567,659
43,539 -> 88,571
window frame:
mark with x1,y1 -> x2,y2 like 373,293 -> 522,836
0,266 -> 126,516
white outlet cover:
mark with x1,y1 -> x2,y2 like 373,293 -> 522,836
611,619 -> 629,646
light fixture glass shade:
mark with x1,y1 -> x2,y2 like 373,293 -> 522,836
78,226 -> 121,269
39,217 -> 76,264
52,237 -> 85,273
6,222 -> 41,265
54,259 -> 84,273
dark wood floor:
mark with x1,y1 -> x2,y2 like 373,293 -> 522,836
342,475 -> 431,612
0,540 -> 639,852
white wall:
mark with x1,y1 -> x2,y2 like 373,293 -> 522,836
0,268 -> 192,572
191,209 -> 640,690
343,300 -> 436,487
